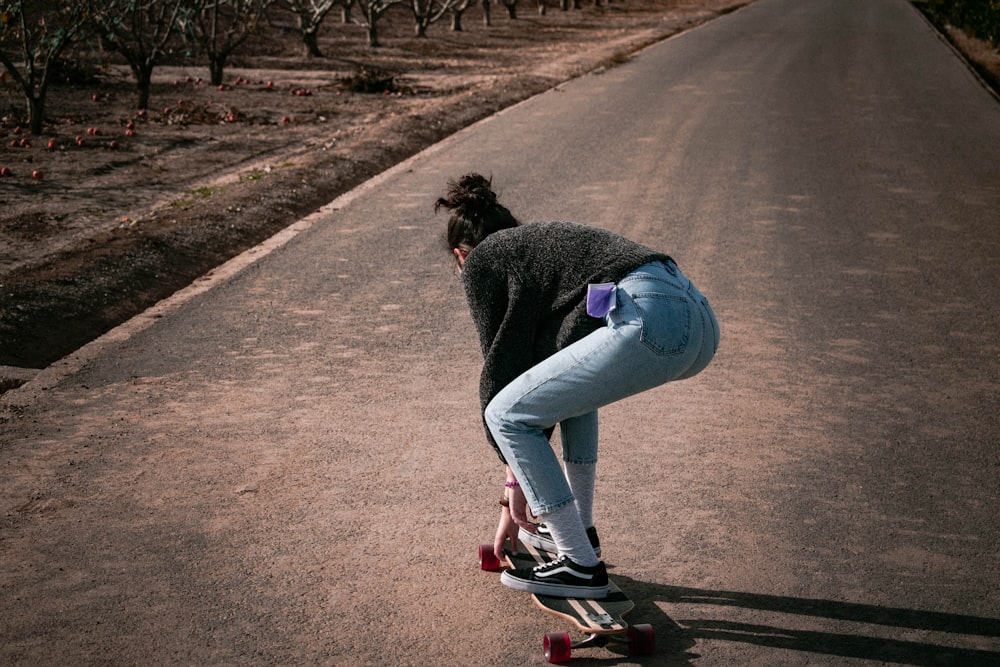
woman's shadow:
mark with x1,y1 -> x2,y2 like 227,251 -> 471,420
591,574 -> 1000,666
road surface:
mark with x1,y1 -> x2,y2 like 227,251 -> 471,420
2,0 -> 998,664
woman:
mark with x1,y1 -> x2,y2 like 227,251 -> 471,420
437,174 -> 719,598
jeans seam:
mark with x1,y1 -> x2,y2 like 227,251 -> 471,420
619,273 -> 687,292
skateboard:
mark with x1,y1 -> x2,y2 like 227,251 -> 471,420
479,540 -> 654,663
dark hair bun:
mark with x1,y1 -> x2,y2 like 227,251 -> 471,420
435,173 -> 498,218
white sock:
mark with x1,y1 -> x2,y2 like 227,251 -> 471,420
564,461 -> 596,529
542,503 -> 599,567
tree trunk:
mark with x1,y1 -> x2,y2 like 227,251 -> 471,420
537,0 -> 545,14
451,10 -> 463,30
482,0 -> 491,25
303,28 -> 324,57
27,92 -> 46,136
503,0 -> 517,19
135,65 -> 154,110
367,22 -> 379,47
414,20 -> 428,37
209,56 -> 226,86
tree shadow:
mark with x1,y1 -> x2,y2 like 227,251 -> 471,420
611,575 -> 1000,666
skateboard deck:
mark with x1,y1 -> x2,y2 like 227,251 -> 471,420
478,540 -> 654,663
505,542 -> 634,634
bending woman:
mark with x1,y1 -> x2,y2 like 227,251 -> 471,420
437,173 -> 719,598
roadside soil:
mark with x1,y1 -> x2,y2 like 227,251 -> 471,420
0,0 -> 996,387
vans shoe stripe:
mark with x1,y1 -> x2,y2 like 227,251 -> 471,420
535,564 -> 593,580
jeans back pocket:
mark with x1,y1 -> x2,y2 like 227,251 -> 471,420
632,292 -> 691,356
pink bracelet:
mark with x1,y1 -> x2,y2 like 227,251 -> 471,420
504,480 -> 519,488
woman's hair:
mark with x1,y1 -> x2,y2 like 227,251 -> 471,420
435,173 -> 520,250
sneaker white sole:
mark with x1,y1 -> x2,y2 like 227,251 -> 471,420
499,570 -> 610,599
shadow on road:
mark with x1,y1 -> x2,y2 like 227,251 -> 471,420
613,575 -> 1000,666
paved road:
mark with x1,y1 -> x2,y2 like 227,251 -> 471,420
3,0 -> 998,664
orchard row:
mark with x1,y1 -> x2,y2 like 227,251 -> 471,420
2,0 -> 591,136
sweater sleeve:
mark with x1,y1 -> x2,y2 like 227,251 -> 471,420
463,259 -> 539,463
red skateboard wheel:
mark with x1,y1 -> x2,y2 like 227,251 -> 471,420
543,631 -> 572,663
478,544 -> 502,571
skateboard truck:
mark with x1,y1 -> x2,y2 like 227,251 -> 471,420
585,611 -> 614,625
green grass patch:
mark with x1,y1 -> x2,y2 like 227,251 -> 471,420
191,185 -> 222,198
239,171 -> 265,183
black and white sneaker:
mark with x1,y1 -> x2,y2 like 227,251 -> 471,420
519,524 -> 602,557
500,555 -> 610,598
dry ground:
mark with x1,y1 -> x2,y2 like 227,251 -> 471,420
0,0 -> 996,384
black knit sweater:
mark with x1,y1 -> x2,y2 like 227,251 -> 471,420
461,221 -> 671,462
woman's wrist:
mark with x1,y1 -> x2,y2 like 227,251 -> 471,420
501,467 -> 518,507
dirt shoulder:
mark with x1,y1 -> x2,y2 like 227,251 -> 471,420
0,0 -> 996,386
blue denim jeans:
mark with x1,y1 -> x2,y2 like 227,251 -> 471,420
484,260 -> 719,516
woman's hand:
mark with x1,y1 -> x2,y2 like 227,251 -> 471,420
493,506 -> 520,562
493,471 -> 537,561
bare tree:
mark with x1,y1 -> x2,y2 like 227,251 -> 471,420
0,1 -> 93,135
93,0 -> 203,110
350,0 -> 403,47
408,0 -> 459,37
276,0 -> 337,56
447,0 -> 472,31
185,0 -> 272,85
